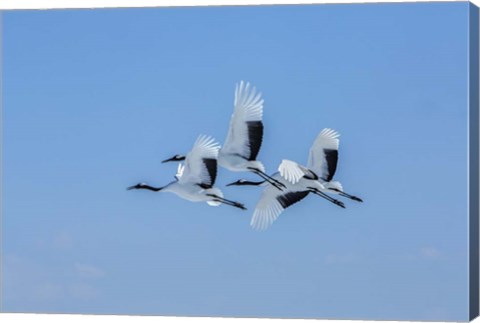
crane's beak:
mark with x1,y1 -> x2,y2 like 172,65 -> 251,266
162,155 -> 185,163
127,184 -> 139,190
226,181 -> 237,187
162,156 -> 176,163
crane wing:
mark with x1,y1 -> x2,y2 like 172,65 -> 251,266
251,185 -> 309,231
179,135 -> 220,188
278,159 -> 313,184
175,163 -> 185,180
307,128 -> 340,182
222,81 -> 264,161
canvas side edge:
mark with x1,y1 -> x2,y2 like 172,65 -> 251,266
0,11 -> 4,314
469,2 -> 480,321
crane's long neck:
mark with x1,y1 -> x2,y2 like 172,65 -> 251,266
140,185 -> 163,191
242,180 -> 266,186
127,183 -> 166,192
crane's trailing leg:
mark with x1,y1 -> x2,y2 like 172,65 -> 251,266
330,188 -> 363,202
308,187 -> 345,208
206,194 -> 247,210
248,167 -> 286,190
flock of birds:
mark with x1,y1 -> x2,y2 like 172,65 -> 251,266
128,81 -> 363,230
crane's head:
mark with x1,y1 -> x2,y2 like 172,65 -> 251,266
162,154 -> 186,163
226,179 -> 265,186
127,182 -> 148,190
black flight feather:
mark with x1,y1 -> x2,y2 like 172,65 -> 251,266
323,149 -> 338,182
202,158 -> 217,187
246,121 -> 263,161
276,191 -> 310,209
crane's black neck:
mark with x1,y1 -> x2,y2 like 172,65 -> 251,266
240,180 -> 266,186
141,185 -> 163,192
128,183 -> 164,191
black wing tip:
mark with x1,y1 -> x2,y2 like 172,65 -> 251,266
276,191 -> 310,209
246,121 -> 264,161
323,148 -> 338,182
202,158 -> 217,187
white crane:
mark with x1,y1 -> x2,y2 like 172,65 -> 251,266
227,170 -> 345,231
128,135 -> 246,210
162,81 -> 285,191
280,128 -> 363,202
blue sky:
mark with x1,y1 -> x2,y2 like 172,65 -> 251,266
1,2 -> 471,321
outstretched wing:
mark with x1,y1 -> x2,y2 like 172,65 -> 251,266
307,128 -> 340,182
179,135 -> 220,188
278,159 -> 317,184
251,185 -> 309,231
175,163 -> 185,180
222,81 -> 264,161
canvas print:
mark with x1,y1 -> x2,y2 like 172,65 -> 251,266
1,2 -> 479,321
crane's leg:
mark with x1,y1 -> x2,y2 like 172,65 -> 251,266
248,167 -> 286,190
308,188 -> 345,208
206,194 -> 247,210
330,188 -> 363,202
215,198 -> 247,210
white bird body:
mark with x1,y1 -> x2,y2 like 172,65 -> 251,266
279,159 -> 327,191
249,172 -> 311,230
171,135 -> 222,205
278,129 -> 343,193
228,170 -> 343,231
322,181 -> 343,193
160,181 -> 223,206
236,128 -> 362,230
216,81 -> 284,189
307,128 -> 341,190
129,135 -> 246,210
218,81 -> 264,172
162,81 -> 284,190
280,128 -> 362,202
218,155 -> 265,173
248,161 -> 346,230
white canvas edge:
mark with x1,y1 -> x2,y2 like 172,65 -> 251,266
0,0 -> 478,10
0,1 -> 478,323
0,313 -> 476,323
